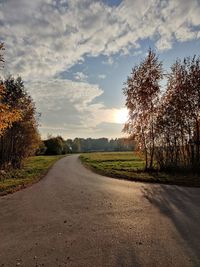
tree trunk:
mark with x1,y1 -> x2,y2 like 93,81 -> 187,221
149,122 -> 155,169
196,119 -> 199,163
142,128 -> 148,170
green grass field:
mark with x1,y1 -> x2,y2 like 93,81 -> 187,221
0,155 -> 63,195
80,152 -> 200,187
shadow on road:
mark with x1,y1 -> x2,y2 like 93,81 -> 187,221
142,184 -> 200,262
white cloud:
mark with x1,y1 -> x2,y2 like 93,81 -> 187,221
98,74 -> 106,79
0,0 -> 200,137
102,57 -> 114,66
73,72 -> 88,81
26,78 -> 122,138
1,0 -> 199,79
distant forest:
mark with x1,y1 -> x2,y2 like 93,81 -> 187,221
38,136 -> 135,155
66,137 -> 135,153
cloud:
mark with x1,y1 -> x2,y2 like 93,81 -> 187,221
26,78 -> 122,138
73,71 -> 88,81
1,0 -> 199,79
98,74 -> 106,79
0,0 -> 200,137
102,57 -> 114,66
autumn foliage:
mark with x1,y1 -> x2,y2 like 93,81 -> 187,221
0,84 -> 22,136
124,50 -> 200,172
0,44 -> 22,136
0,44 -> 40,169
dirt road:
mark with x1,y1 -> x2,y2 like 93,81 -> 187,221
0,155 -> 200,266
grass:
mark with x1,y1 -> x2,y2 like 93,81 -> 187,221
0,155 -> 64,195
80,152 -> 200,187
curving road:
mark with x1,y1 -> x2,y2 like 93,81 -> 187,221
0,155 -> 200,267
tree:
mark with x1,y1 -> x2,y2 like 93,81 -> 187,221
155,56 -> 200,170
44,136 -> 68,155
0,44 -> 22,136
0,76 -> 40,168
123,49 -> 163,170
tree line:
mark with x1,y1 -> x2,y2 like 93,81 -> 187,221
38,136 -> 135,155
124,49 -> 200,172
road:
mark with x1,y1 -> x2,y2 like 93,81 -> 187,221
0,155 -> 200,267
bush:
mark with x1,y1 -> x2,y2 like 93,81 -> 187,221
44,136 -> 68,155
36,141 -> 47,155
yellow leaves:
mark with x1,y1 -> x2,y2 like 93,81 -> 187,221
0,85 -> 22,136
0,103 -> 22,136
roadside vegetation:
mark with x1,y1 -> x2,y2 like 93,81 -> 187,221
80,152 -> 200,187
0,155 -> 63,195
0,44 -> 65,195
0,44 -> 40,169
1,42 -> 200,192
81,50 -> 200,187
124,49 -> 200,174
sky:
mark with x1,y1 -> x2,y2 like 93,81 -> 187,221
0,0 -> 200,139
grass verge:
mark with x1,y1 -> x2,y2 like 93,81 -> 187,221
80,152 -> 200,187
0,155 -> 64,195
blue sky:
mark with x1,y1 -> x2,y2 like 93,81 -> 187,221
0,0 -> 200,139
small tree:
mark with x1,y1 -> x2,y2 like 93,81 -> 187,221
44,136 -> 67,155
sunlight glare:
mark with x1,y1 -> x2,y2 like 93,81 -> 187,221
114,108 -> 128,124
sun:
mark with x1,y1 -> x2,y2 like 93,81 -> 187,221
114,108 -> 128,124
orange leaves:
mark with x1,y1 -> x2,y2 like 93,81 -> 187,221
123,49 -> 163,169
0,84 -> 22,136
124,49 -> 200,170
0,104 -> 22,136
0,44 -> 41,169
